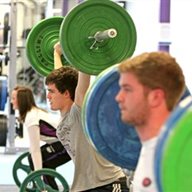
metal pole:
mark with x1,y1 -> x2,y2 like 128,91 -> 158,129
5,0 -> 17,154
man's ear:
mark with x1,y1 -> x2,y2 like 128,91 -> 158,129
148,89 -> 165,108
63,90 -> 71,98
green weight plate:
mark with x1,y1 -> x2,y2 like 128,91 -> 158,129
161,109 -> 192,191
60,0 -> 137,75
12,152 -> 31,187
26,16 -> 68,76
154,96 -> 192,192
20,168 -> 69,192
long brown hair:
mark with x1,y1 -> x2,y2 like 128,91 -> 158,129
13,86 -> 38,122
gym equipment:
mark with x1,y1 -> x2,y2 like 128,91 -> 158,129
26,0 -> 136,76
0,115 -> 7,146
0,75 -> 8,111
60,0 -> 136,75
26,16 -> 68,76
20,168 -> 69,192
82,64 -> 141,170
12,151 -> 31,187
0,76 -> 8,146
155,96 -> 192,192
13,151 -> 69,191
3,12 -> 9,46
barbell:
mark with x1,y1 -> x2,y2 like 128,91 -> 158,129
26,0 -> 137,76
20,168 -> 69,192
13,151 -> 69,191
12,151 -> 31,187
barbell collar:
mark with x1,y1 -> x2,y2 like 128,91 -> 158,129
89,28 -> 117,49
93,28 -> 117,41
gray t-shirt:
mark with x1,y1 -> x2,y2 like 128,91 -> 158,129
57,103 -> 125,192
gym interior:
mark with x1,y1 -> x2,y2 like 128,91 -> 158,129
0,0 -> 192,191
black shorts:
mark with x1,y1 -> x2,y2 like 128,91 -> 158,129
28,141 -> 71,170
83,177 -> 129,192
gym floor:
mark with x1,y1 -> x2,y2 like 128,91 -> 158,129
0,147 -> 20,192
0,137 -> 74,192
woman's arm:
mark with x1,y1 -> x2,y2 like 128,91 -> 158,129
28,125 -> 42,170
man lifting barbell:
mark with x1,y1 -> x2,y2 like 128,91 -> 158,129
115,51 -> 185,192
44,42 -> 129,191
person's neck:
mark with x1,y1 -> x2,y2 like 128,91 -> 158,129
137,110 -> 170,142
60,100 -> 73,115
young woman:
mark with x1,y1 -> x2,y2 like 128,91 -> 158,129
11,86 -> 71,189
